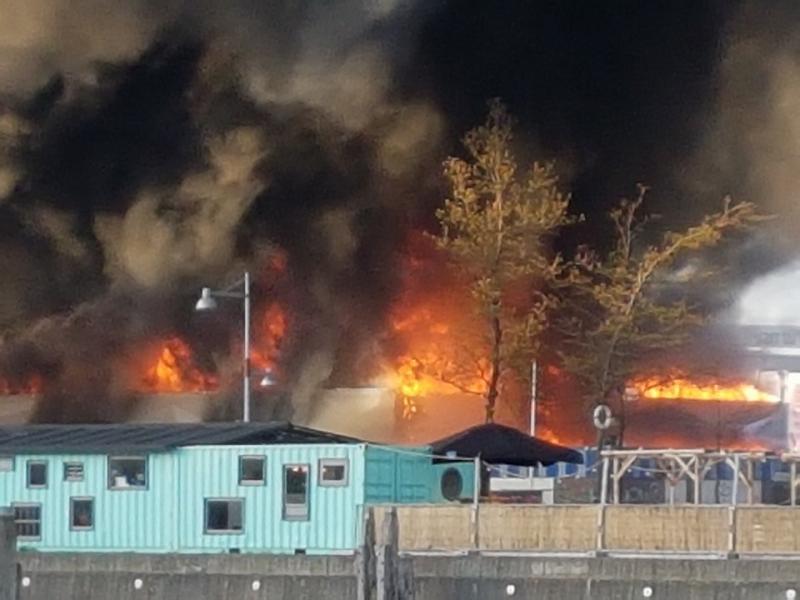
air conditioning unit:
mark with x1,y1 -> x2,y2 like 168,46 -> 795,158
430,462 -> 475,503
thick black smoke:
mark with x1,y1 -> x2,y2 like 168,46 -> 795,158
0,1 -> 444,421
0,0 -> 797,422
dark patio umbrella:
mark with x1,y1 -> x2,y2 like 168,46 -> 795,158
431,423 -> 583,467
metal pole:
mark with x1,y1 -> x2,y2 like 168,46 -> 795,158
472,456 -> 481,550
528,360 -> 538,480
693,457 -> 700,505
529,360 -> 537,436
243,271 -> 251,423
473,456 -> 481,507
599,456 -> 609,505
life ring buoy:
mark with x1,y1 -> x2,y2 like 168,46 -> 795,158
593,404 -> 615,430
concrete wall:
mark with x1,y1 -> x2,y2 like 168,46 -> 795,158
412,556 -> 800,600
14,552 -> 800,600
18,554 -> 356,600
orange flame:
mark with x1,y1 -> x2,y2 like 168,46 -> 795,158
392,357 -> 423,419
380,235 -> 492,419
630,377 -> 780,403
140,337 -> 218,393
396,357 -> 424,398
0,374 -> 43,395
251,302 -> 287,374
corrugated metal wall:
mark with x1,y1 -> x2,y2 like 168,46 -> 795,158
364,445 -> 475,503
0,453 -> 176,552
0,444 -> 366,553
0,442 -> 477,553
364,446 -> 430,503
176,444 -> 365,553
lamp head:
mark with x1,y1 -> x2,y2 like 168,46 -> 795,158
260,372 -> 276,387
195,287 -> 218,311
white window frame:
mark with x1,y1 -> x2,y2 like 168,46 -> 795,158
108,456 -> 148,490
69,497 -> 94,531
12,502 -> 41,540
318,458 -> 349,487
26,460 -> 47,489
238,455 -> 266,486
204,498 -> 245,535
64,461 -> 84,482
283,464 -> 310,521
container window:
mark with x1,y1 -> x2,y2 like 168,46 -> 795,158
27,461 -> 47,488
204,499 -> 244,534
108,457 -> 147,489
283,465 -> 309,520
64,462 -> 84,482
0,457 -> 13,472
319,459 -> 348,487
239,456 -> 265,485
70,497 -> 94,530
12,503 -> 41,540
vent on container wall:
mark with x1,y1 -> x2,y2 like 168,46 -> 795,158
440,467 -> 464,501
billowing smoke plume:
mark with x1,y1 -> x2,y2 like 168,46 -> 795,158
686,1 -> 800,325
5,0 -> 800,426
0,0 -> 445,421
95,126 -> 268,289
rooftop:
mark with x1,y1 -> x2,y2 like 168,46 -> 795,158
0,422 -> 362,453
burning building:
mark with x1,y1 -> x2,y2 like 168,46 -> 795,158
2,2 -> 800,455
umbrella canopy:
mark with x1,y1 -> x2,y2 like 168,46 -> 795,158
431,423 -> 583,467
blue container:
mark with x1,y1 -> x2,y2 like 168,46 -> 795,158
0,424 -> 478,554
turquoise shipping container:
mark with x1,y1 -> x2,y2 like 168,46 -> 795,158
364,445 -> 475,504
0,423 -> 476,554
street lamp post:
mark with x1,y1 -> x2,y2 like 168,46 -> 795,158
195,272 -> 252,422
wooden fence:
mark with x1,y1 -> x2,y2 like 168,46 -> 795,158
371,504 -> 800,555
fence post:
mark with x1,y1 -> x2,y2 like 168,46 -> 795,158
0,507 -> 17,600
596,456 -> 609,554
376,507 -> 414,600
471,457 -> 481,550
728,455 -> 740,558
357,507 -> 376,600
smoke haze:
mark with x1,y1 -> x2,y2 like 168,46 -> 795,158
694,2 -> 800,325
0,0 -> 799,421
0,0 -> 444,419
